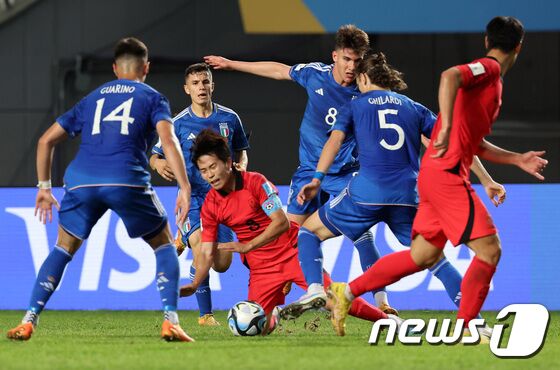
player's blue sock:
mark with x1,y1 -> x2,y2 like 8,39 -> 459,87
190,265 -> 212,316
155,244 -> 180,321
26,245 -> 72,316
429,257 -> 484,319
297,227 -> 324,286
353,231 -> 384,297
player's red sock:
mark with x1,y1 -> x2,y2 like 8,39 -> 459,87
349,250 -> 422,297
349,297 -> 387,321
457,256 -> 496,325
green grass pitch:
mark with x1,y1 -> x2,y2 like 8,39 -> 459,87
0,310 -> 558,370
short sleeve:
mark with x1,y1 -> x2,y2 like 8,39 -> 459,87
151,137 -> 164,156
248,172 -> 279,205
56,98 -> 86,138
289,62 -> 323,87
413,102 -> 437,138
456,58 -> 500,90
200,198 -> 219,243
231,114 -> 250,151
151,94 -> 173,128
329,102 -> 353,136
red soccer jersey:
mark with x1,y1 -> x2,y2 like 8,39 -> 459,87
201,171 -> 299,269
423,57 -> 502,179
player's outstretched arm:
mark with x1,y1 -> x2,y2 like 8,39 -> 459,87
297,130 -> 345,205
477,139 -> 548,180
181,242 -> 216,297
35,123 -> 67,223
218,209 -> 289,254
156,120 -> 191,224
149,153 -> 175,181
432,67 -> 462,158
204,55 -> 291,81
470,156 -> 506,206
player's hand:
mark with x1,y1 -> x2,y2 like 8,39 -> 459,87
35,189 -> 60,224
297,179 -> 321,205
233,162 -> 246,172
175,189 -> 190,227
484,181 -> 506,207
179,283 -> 197,297
517,151 -> 548,181
153,158 -> 175,181
431,128 -> 450,158
204,55 -> 232,70
218,242 -> 251,254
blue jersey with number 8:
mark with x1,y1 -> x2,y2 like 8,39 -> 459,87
56,79 -> 172,190
289,62 -> 359,173
331,90 -> 436,206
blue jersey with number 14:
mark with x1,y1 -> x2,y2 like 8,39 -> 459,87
289,62 -> 359,173
56,79 -> 172,190
332,90 -> 436,206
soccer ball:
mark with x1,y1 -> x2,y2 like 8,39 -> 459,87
227,300 -> 267,336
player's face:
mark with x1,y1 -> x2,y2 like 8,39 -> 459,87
197,154 -> 233,191
184,72 -> 214,106
332,48 -> 363,85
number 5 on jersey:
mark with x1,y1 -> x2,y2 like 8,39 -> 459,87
378,109 -> 404,150
92,98 -> 135,135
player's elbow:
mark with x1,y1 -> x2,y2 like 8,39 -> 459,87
277,215 -> 290,234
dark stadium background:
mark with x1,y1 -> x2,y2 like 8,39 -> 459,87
0,0 -> 558,187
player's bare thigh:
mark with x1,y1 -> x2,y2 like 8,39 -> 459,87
56,226 -> 84,255
287,212 -> 310,226
189,228 -> 232,273
300,211 -> 336,241
144,223 -> 173,249
410,234 -> 446,268
466,234 -> 501,265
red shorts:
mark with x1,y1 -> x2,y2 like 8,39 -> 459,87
248,254 -> 333,314
412,167 -> 497,248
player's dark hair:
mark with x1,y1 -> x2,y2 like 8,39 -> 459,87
185,63 -> 213,82
356,52 -> 407,91
191,129 -> 231,167
114,37 -> 148,62
334,24 -> 369,55
486,16 -> 524,53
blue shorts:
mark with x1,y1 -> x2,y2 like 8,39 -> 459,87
318,188 -> 417,245
178,193 -> 234,247
59,186 -> 167,240
287,166 -> 357,215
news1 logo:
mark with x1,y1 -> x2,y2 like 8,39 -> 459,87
369,304 -> 550,358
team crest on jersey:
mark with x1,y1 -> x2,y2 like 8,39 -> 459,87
219,123 -> 230,137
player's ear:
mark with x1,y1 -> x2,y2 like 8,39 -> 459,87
227,157 -> 233,170
211,81 -> 215,93
514,41 -> 523,54
332,50 -> 337,63
112,63 -> 118,78
183,84 -> 190,95
144,61 -> 150,76
484,36 -> 489,50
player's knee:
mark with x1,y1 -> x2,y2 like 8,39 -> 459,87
472,234 -> 502,265
212,253 -> 232,273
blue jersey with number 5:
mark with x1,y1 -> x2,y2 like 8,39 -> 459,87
331,90 -> 436,206
56,79 -> 172,190
289,62 -> 359,173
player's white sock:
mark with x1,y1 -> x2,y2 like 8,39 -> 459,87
164,311 -> 179,325
22,310 -> 39,327
344,285 -> 355,301
374,291 -> 389,307
307,283 -> 324,296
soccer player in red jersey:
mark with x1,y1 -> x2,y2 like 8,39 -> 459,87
328,16 -> 548,338
179,129 -> 397,334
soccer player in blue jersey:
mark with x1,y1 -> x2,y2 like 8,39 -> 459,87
204,25 -> 396,313
289,53 -> 506,333
7,38 -> 194,342
150,63 -> 250,326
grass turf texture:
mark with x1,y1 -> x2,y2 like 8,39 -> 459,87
0,310 -> 558,370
